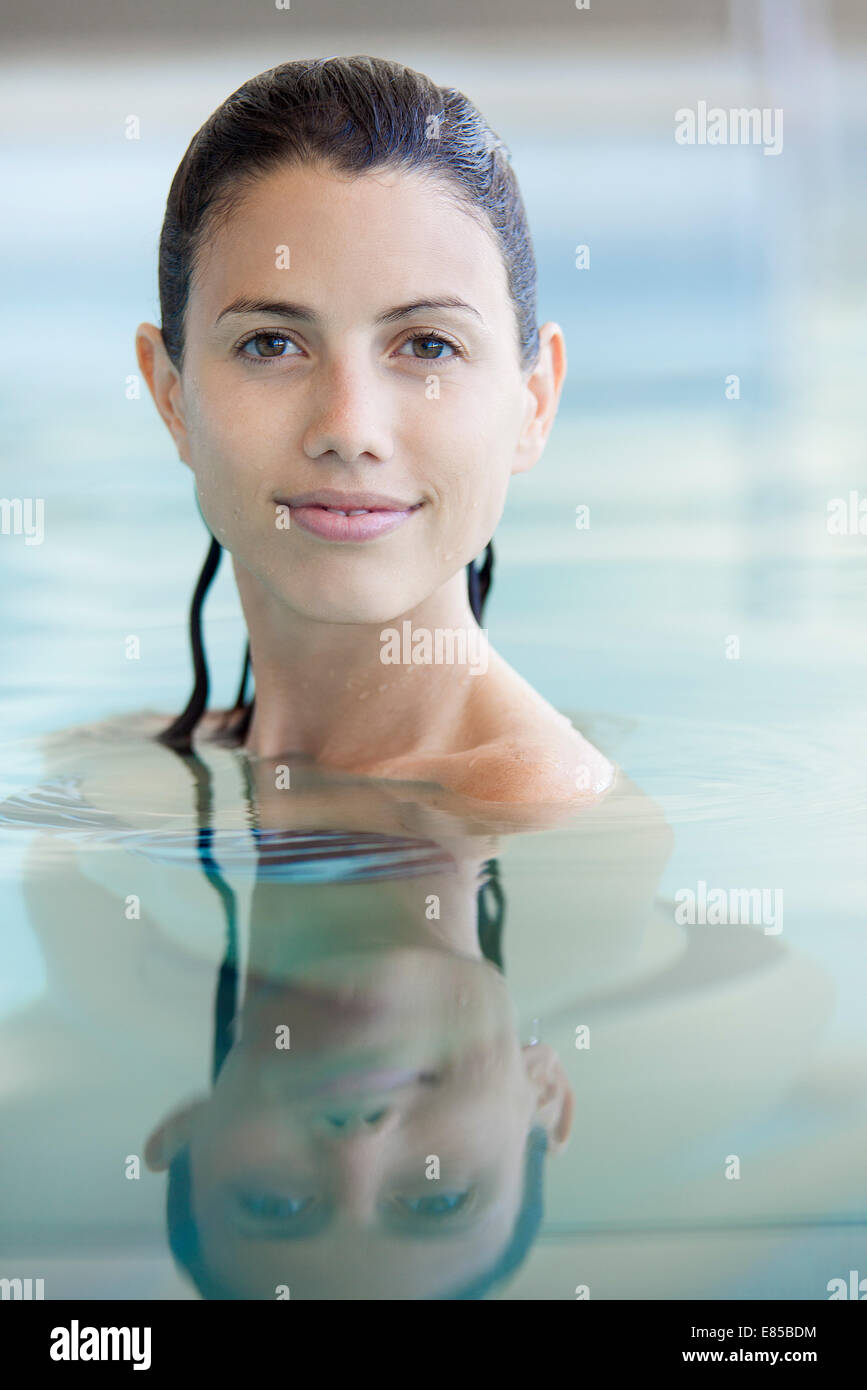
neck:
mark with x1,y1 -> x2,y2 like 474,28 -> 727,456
233,559 -> 485,766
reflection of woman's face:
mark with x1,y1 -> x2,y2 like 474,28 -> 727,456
172,949 -> 566,1299
176,162 -> 535,624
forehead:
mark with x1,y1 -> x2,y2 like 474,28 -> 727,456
190,161 -> 510,322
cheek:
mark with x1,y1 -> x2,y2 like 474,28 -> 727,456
188,379 -> 265,475
430,415 -> 515,542
184,380 -> 276,538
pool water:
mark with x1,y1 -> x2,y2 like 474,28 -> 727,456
2,36 -> 867,1299
0,703 -> 864,1300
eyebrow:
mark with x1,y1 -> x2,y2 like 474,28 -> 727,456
214,295 -> 483,327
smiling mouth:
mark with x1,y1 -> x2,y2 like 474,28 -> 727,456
279,494 -> 424,542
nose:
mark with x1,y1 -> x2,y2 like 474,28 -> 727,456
302,358 -> 394,465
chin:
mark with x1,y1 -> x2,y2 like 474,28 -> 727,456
281,588 -> 418,628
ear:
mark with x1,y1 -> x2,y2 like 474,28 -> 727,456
522,1042 -> 574,1154
135,322 -> 192,466
144,1098 -> 206,1171
511,322 -> 567,478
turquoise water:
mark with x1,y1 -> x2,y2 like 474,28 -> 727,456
1,43 -> 866,1298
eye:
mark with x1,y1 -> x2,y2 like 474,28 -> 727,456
395,334 -> 462,361
237,331 -> 302,361
236,1191 -> 315,1218
394,1190 -> 470,1217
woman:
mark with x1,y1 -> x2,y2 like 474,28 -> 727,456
136,55 -> 614,807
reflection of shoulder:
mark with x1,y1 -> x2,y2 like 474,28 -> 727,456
32,710 -> 221,828
39,708 -> 242,764
41,709 -> 171,752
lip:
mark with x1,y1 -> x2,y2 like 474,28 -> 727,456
278,489 -> 423,543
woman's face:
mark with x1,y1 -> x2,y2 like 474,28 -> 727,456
159,162 -> 550,624
147,948 -> 572,1299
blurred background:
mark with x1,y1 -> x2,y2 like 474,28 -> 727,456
1,0 -> 865,732
1,0 -> 866,1300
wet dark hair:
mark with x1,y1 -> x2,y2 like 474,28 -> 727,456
154,55 -> 540,754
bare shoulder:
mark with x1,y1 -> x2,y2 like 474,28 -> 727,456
360,647 -> 615,811
432,726 -> 614,807
445,649 -> 615,806
359,736 -> 613,840
370,717 -> 615,816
